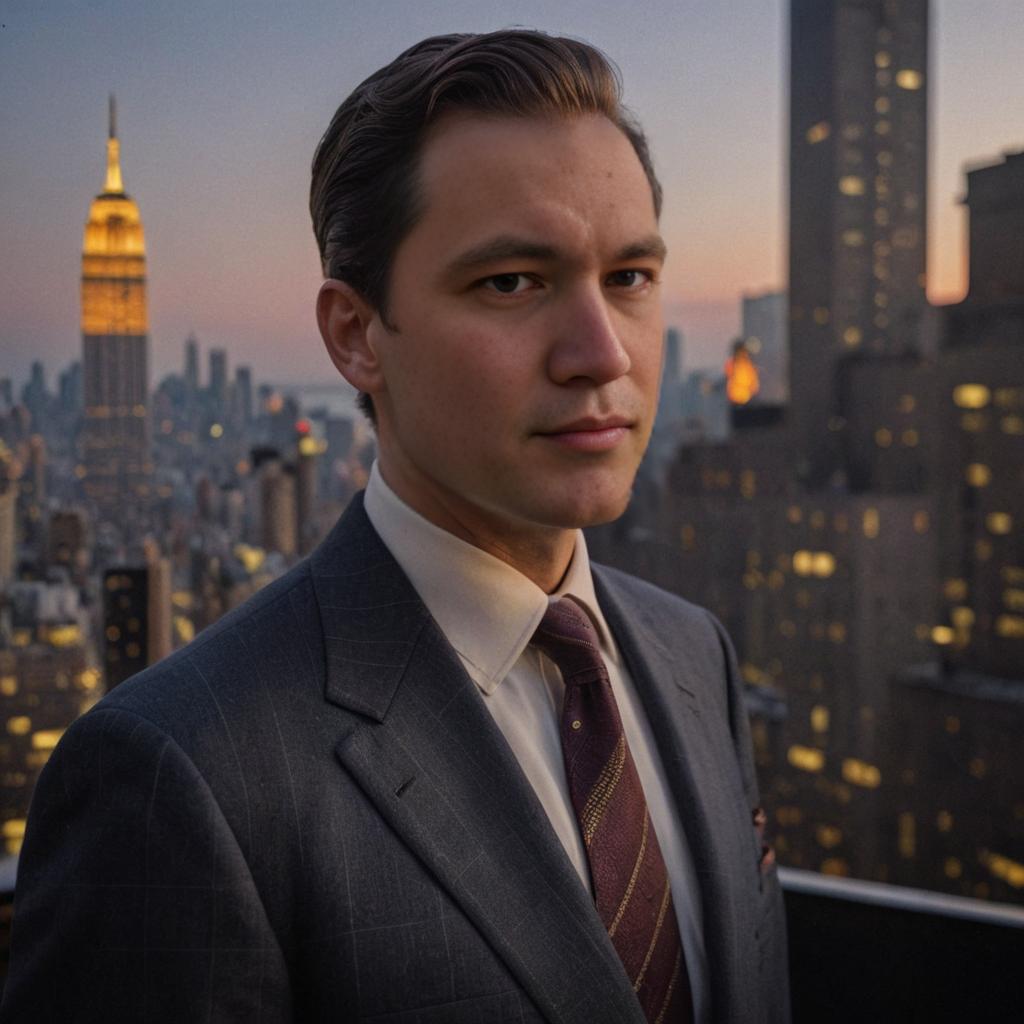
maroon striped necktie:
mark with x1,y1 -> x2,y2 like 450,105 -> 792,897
532,597 -> 693,1024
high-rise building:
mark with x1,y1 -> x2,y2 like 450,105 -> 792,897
80,96 -> 150,512
234,365 -> 253,427
0,482 -> 16,588
208,348 -> 228,417
184,333 -> 200,394
788,0 -> 928,484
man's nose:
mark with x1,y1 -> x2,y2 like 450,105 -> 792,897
546,284 -> 631,386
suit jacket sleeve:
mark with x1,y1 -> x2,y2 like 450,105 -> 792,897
0,706 -> 292,1023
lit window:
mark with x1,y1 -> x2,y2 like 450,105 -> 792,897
31,730 -> 64,751
806,121 -> 831,144
950,608 -> 974,632
896,69 -> 923,90
994,387 -> 1023,408
875,51 -> 892,68
875,97 -> 891,114
811,705 -> 830,732
953,383 -> 990,409
898,394 -> 916,413
787,745 -> 824,772
961,413 -> 987,433
839,175 -> 866,196
812,552 -> 836,578
931,626 -> 954,645
1001,415 -> 1024,435
863,508 -> 880,538
976,539 -> 993,562
841,229 -> 865,247
874,208 -> 890,226
6,716 -> 31,736
209,423 -> 224,439
913,510 -> 929,534
813,306 -> 830,325
1004,589 -> 1024,612
875,428 -> 892,448
842,326 -> 862,346
902,429 -> 919,447
787,505 -> 802,525
937,811 -> 953,833
898,813 -> 915,858
875,120 -> 891,135
793,550 -> 813,576
842,759 -> 881,788
986,512 -> 1013,535
827,622 -> 847,643
0,677 -> 16,697
944,859 -> 963,880
945,716 -> 960,734
817,825 -> 843,849
996,615 -> 1024,639
878,150 -> 893,167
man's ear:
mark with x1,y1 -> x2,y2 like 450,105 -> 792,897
316,279 -> 385,396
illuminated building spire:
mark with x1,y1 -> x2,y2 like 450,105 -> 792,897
104,93 -> 124,195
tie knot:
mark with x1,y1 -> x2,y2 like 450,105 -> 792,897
532,597 -> 606,685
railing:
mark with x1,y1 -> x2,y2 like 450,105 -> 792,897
780,867 -> 1024,1023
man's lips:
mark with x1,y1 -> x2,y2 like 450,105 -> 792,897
536,417 -> 634,452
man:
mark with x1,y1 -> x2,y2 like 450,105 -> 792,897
2,30 -> 789,1023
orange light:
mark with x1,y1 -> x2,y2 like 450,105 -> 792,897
725,343 -> 760,406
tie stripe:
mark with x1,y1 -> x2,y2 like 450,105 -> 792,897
532,598 -> 693,1024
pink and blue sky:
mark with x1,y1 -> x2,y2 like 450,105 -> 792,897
1,0 -> 1022,388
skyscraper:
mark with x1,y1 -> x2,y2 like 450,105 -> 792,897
788,0 -> 928,485
80,96 -> 150,513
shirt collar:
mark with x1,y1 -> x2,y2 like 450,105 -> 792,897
363,461 -> 617,695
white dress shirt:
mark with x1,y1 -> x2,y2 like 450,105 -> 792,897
363,462 -> 709,1022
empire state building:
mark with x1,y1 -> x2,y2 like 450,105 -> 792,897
80,96 -> 151,514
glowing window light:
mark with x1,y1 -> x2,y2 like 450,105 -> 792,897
875,51 -> 892,68
827,622 -> 847,643
895,69 -> 923,90
2,819 -> 25,840
821,858 -> 849,877
951,607 -> 975,628
986,512 -> 1013,536
816,825 -> 843,849
792,550 -> 813,576
209,423 -> 224,439
7,716 -> 31,736
965,463 -> 991,487
812,552 -> 836,578
842,758 -> 881,789
811,706 -> 829,732
1004,589 -> 1024,612
787,745 -> 824,773
841,230 -> 865,248
961,413 -> 986,433
944,858 -> 963,879
982,851 -> 1024,889
1002,415 -> 1024,435
863,508 -> 880,538
0,676 -> 16,697
806,121 -> 830,144
937,811 -> 953,833
996,615 -> 1024,639
953,384 -> 990,409
875,427 -> 893,448
913,510 -> 929,534
31,729 -> 64,751
902,429 -> 919,447
931,626 -> 954,645
898,813 -> 915,858
839,175 -> 866,196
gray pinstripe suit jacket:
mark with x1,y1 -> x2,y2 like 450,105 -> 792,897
1,493 -> 789,1023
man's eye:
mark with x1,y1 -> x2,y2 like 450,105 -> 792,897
483,273 -> 533,294
607,269 -> 653,288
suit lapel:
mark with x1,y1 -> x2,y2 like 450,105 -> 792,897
593,567 -> 762,1023
310,497 -> 646,1024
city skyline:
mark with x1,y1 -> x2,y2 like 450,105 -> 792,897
2,0 -> 1023,389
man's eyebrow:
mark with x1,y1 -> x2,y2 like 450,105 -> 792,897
444,233 -> 668,277
444,237 -> 558,276
614,235 -> 668,263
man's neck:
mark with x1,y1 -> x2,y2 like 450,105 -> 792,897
375,460 -> 576,594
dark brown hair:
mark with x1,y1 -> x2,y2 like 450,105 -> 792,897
310,29 -> 662,422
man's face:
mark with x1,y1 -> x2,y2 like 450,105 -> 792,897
368,112 -> 665,545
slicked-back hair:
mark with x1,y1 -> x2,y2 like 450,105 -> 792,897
310,29 -> 662,423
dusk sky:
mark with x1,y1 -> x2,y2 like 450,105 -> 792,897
2,1 -> 1022,390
